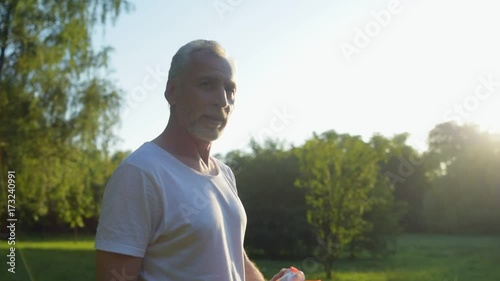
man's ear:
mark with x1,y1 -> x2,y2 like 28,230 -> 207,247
165,80 -> 176,106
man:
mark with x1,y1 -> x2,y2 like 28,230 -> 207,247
95,40 -> 288,281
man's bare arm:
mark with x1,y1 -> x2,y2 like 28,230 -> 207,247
244,251 -> 287,281
244,251 -> 266,281
96,250 -> 143,281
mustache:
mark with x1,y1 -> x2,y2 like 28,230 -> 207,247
204,113 -> 227,121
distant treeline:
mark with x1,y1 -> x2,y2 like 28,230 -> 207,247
1,123 -> 499,249
222,123 -> 500,264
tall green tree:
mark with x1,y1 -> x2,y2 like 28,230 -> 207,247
0,0 -> 131,232
423,122 -> 500,233
347,134 -> 411,258
294,131 -> 381,279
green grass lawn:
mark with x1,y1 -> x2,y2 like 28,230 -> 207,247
256,235 -> 500,281
1,234 -> 499,281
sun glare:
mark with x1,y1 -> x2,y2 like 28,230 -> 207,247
475,98 -> 500,135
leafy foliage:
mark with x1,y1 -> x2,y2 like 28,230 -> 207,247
294,131 -> 382,278
224,139 -> 315,258
0,0 -> 131,232
423,122 -> 500,234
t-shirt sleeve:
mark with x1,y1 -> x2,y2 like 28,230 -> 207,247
94,163 -> 162,257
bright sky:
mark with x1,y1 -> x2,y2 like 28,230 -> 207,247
95,0 -> 500,155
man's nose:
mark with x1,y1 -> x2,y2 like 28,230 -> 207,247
214,86 -> 229,108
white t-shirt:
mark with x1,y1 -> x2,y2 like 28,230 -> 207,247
95,142 -> 247,281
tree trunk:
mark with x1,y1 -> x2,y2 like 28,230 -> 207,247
349,242 -> 358,259
73,227 -> 78,243
324,259 -> 333,279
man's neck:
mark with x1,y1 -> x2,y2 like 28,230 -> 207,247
152,118 -> 214,172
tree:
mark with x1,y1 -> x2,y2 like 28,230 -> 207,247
294,131 -> 381,279
423,122 -> 500,234
224,139 -> 315,259
347,134 -> 411,259
0,0 -> 131,232
371,133 -> 428,233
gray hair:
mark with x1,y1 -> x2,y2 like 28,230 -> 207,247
168,39 -> 230,81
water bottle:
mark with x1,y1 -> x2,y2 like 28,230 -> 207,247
280,266 -> 305,281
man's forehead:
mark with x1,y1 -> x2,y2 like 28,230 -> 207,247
187,50 -> 236,78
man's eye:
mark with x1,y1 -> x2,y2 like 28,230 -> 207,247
200,81 -> 212,88
226,87 -> 236,96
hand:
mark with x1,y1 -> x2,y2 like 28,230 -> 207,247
269,268 -> 288,281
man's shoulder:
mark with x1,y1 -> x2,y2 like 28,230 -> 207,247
119,142 -> 169,174
212,157 -> 237,188
212,157 -> 233,176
